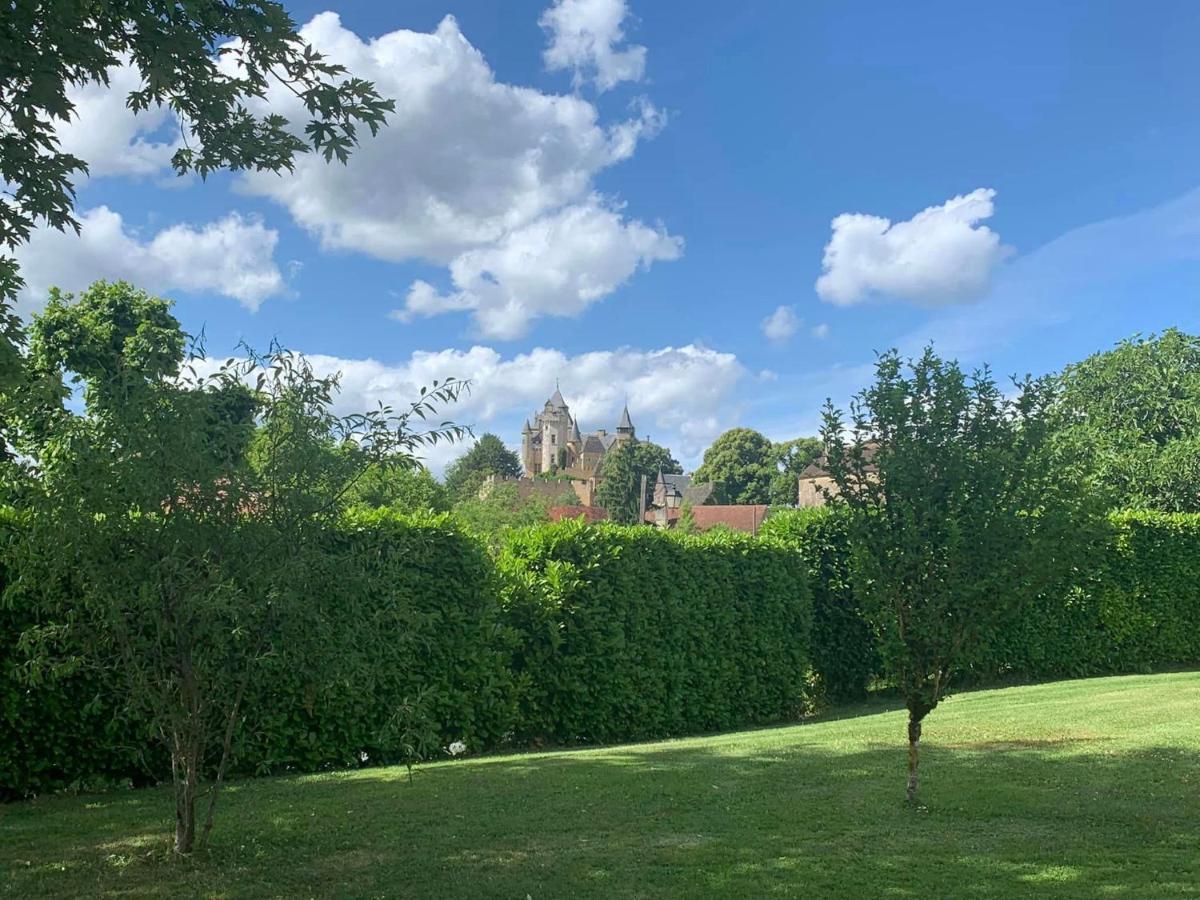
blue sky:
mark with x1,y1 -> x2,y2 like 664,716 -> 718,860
18,0 -> 1200,470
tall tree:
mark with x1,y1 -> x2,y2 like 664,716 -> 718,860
442,433 -> 522,502
693,428 -> 774,504
821,347 -> 1097,803
1057,329 -> 1200,512
0,0 -> 395,446
769,436 -> 824,506
8,281 -> 466,853
595,439 -> 681,524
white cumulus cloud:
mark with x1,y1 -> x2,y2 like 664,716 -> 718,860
815,188 -> 1011,307
761,305 -> 802,343
540,0 -> 647,92
225,11 -> 675,338
15,207 -> 285,313
397,200 -> 681,339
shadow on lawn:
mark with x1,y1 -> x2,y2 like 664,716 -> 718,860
3,736 -> 1198,898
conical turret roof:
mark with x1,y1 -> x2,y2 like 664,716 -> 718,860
618,404 -> 634,431
547,387 -> 568,410
522,418 -> 533,434
570,416 -> 582,442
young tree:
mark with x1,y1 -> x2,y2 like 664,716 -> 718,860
1057,329 -> 1200,512
693,428 -> 775,504
821,347 -> 1096,803
8,281 -> 467,853
595,440 -> 681,525
442,433 -> 523,503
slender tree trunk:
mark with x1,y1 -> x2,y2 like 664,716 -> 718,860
199,679 -> 249,850
172,736 -> 199,855
906,712 -> 923,804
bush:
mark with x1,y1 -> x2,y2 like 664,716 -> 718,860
758,508 -> 879,701
499,519 -> 813,744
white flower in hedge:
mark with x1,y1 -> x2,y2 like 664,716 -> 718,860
359,751 -> 369,763
448,740 -> 467,756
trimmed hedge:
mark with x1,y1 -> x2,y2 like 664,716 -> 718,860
960,510 -> 1200,681
499,519 -> 813,744
758,507 -> 879,701
4,508 -> 1199,799
1,510 -> 515,798
764,508 -> 1200,694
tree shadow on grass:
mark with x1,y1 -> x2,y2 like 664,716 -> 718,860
3,735 -> 1197,899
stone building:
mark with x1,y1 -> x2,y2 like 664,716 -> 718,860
520,387 -> 636,478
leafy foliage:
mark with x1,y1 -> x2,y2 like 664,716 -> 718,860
1057,329 -> 1200,512
820,346 -> 1100,800
499,519 -> 813,744
0,0 -> 394,306
451,482 -> 576,551
693,428 -> 775,504
346,463 -> 449,513
442,433 -> 522,503
4,282 -> 468,851
594,439 -> 680,524
769,437 -> 823,506
759,507 -> 879,701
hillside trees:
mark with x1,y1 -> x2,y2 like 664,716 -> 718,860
1057,329 -> 1200,511
6,281 -> 467,854
443,433 -> 522,502
820,347 -> 1098,802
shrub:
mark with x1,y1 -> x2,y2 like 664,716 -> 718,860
499,519 -> 813,744
758,507 -> 878,701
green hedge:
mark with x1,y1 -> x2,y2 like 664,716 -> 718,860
1,510 -> 515,798
960,510 -> 1200,681
5,507 -> 1199,800
764,508 -> 1200,691
230,509 -> 517,776
758,508 -> 879,701
499,520 -> 813,744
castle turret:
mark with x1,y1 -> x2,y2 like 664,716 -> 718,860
616,403 -> 636,442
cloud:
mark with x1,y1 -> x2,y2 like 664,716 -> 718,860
811,323 -> 831,339
223,12 -> 675,338
761,305 -> 801,343
540,0 -> 647,92
55,59 -> 181,179
200,343 -> 745,472
14,207 -> 284,313
815,188 -> 1011,307
396,199 -> 681,339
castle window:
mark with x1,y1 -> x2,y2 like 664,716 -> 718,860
550,434 -> 556,445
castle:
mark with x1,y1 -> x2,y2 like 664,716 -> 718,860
520,387 -> 636,477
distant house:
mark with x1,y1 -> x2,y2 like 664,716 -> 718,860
797,442 -> 879,507
650,471 -> 716,510
645,504 -> 771,535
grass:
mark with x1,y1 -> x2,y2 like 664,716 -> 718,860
2,671 -> 1199,898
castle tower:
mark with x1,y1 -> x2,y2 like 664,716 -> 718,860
616,403 -> 636,443
521,419 -> 535,474
540,387 -> 571,472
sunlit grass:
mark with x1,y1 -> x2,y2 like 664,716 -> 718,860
2,671 -> 1198,898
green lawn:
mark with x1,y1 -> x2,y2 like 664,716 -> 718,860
2,672 -> 1198,898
